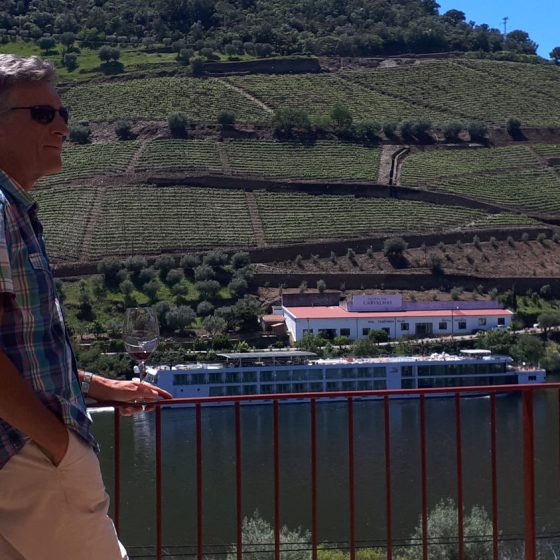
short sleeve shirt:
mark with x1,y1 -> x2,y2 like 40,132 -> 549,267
0,171 -> 97,469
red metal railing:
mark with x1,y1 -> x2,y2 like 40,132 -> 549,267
96,382 -> 560,560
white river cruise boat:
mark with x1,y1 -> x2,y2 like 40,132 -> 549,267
147,349 -> 546,405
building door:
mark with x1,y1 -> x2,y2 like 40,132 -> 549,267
415,323 -> 433,336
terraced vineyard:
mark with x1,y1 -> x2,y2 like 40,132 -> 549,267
87,185 -> 256,259
60,59 -> 560,126
401,146 -> 542,183
62,77 -> 269,123
342,60 -> 560,126
135,140 -> 223,173
33,184 -> 96,261
36,142 -> 139,186
225,73 -> 452,122
223,140 -> 381,180
255,191 -> 538,242
532,144 -> 560,158
400,147 -> 560,213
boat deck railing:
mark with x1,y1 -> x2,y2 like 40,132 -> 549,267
92,382 -> 560,560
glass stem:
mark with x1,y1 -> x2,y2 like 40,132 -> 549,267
139,361 -> 146,383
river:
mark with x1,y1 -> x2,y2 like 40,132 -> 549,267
91,390 -> 560,558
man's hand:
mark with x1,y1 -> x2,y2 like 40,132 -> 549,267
82,374 -> 172,416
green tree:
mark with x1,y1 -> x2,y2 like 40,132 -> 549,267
330,103 -> 353,131
476,329 -> 516,355
406,498 -> 493,560
168,112 -> 189,137
368,329 -> 389,343
512,334 -> 544,365
115,120 -> 134,140
165,305 -> 195,333
550,46 -> 560,64
537,311 -> 560,336
271,107 -> 311,135
69,123 -> 91,144
217,110 -> 236,127
352,338 -> 379,357
506,117 -> 522,135
203,315 -> 227,336
296,333 -> 327,354
443,121 -> 464,142
504,30 -> 538,55
383,236 -> 408,258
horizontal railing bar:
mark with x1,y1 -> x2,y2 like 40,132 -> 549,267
90,382 -> 559,409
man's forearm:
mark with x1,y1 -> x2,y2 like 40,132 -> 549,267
0,350 -> 68,464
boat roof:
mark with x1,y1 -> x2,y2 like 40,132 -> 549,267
217,351 -> 316,360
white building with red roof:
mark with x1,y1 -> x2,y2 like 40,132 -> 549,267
281,294 -> 512,342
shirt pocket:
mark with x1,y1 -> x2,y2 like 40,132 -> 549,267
26,251 -> 57,310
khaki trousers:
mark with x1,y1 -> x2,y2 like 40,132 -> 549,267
0,431 -> 128,560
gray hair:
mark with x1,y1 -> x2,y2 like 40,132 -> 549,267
0,54 -> 57,111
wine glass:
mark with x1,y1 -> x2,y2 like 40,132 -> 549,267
123,307 -> 159,382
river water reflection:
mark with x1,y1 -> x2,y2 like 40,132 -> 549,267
91,390 -> 560,555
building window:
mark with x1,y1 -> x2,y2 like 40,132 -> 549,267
439,321 -> 448,330
362,328 -> 370,336
478,318 -> 487,326
340,328 -> 351,337
458,321 -> 467,330
498,317 -> 505,325
401,323 -> 409,331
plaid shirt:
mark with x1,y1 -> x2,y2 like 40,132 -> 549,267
0,170 -> 96,469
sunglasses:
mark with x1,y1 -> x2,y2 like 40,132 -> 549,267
9,105 -> 69,124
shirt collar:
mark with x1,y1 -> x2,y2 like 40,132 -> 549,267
0,169 -> 36,212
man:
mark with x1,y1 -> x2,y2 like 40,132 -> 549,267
0,54 -> 171,559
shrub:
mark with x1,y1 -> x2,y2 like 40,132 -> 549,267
506,117 -> 522,135
203,315 -> 227,336
115,119 -> 133,140
383,237 -> 408,258
368,329 -> 389,343
165,305 -> 195,333
294,254 -> 303,267
346,248 -> 355,260
467,120 -> 488,141
203,250 -> 228,267
427,253 -> 444,274
63,52 -> 79,71
406,498 -> 493,560
450,286 -> 463,300
98,257 -> 123,284
168,112 -> 188,137
228,277 -> 248,296
217,111 -> 236,127
138,267 -> 157,282
176,48 -> 193,64
317,279 -> 326,293
382,121 -> 398,138
180,254 -> 200,272
231,251 -> 250,269
522,232 -> 530,242
194,264 -> 216,282
507,235 -> 515,247
329,103 -> 353,131
490,236 -> 498,248
155,255 -> 176,276
399,120 -> 414,139
537,232 -> 547,243
443,121 -> 464,142
195,279 -> 221,298
472,235 -> 481,249
165,268 -> 184,286
197,300 -> 215,317
412,118 -> 432,137
271,107 -> 311,135
125,255 -> 147,274
333,335 -> 350,346
354,120 -> 381,142
299,281 -> 308,293
142,279 -> 160,302
69,123 -> 92,144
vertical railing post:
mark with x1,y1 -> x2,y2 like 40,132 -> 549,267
155,406 -> 162,560
384,396 -> 393,560
311,399 -> 318,560
235,402 -> 243,560
113,410 -> 121,535
196,403 -> 203,560
348,397 -> 356,560
274,399 -> 280,560
490,394 -> 499,560
420,395 -> 428,560
523,391 -> 536,560
455,394 -> 464,560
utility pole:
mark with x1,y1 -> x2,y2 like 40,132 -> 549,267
502,16 -> 509,38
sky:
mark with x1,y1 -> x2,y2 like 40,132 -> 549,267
437,0 -> 559,58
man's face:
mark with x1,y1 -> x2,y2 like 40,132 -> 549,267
0,81 -> 69,190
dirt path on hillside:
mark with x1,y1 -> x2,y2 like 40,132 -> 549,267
217,78 -> 274,114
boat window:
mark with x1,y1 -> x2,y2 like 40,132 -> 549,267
402,379 -> 415,389
261,384 -> 276,394
357,367 -> 370,378
209,387 -> 226,397
293,383 -> 306,393
225,372 -> 239,383
173,373 -> 190,385
208,372 -> 223,384
342,381 -> 357,391
240,385 -> 255,395
275,370 -> 292,382
226,386 -> 241,396
309,383 -> 323,392
261,371 -> 275,382
242,371 -> 257,383
374,380 -> 386,390
401,366 -> 414,377
357,380 -> 374,390
326,368 -> 343,379
326,381 -> 342,391
373,366 -> 386,378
